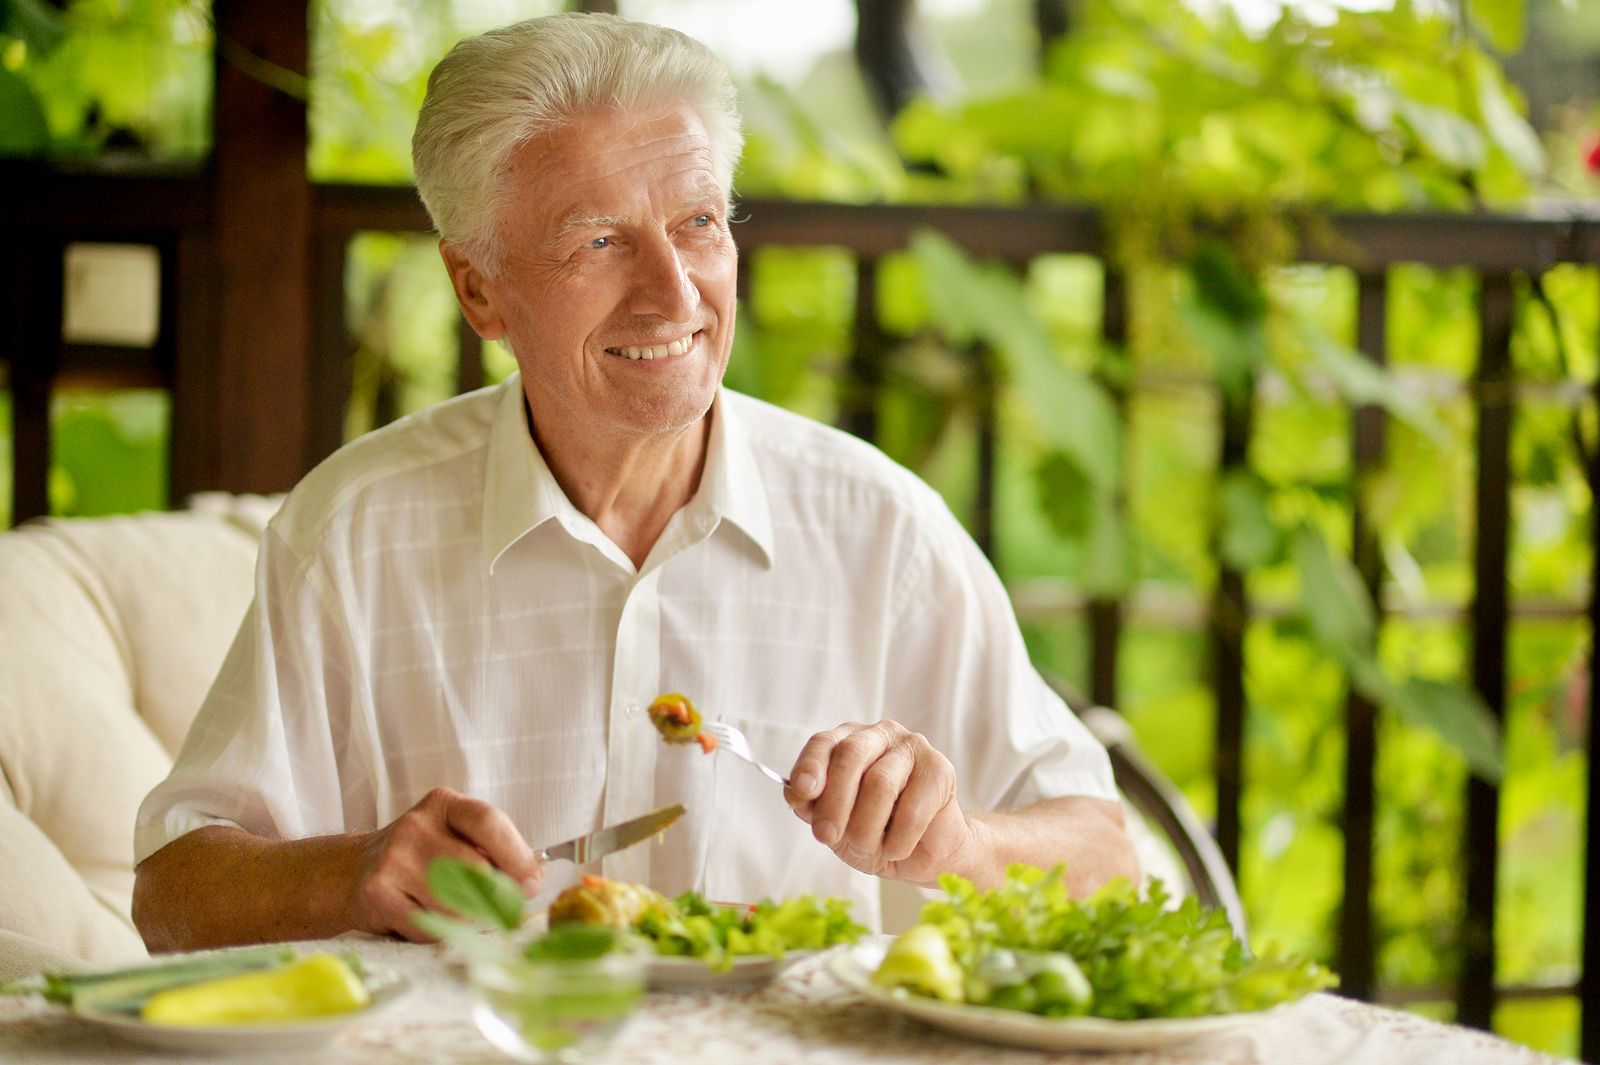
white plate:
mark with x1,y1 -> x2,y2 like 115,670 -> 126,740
831,941 -> 1288,1053
527,905 -> 813,992
70,969 -> 409,1055
645,950 -> 812,992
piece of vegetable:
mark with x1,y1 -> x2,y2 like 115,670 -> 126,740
871,924 -> 964,1003
139,953 -> 370,1027
0,946 -> 299,1014
549,875 -> 666,930
646,693 -> 715,752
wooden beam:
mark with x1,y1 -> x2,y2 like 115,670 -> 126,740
208,1 -> 313,494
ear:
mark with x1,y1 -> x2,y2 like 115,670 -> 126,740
440,240 -> 506,341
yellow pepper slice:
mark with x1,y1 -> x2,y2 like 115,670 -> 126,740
139,953 -> 370,1027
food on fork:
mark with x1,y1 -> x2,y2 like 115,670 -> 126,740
647,692 -> 717,753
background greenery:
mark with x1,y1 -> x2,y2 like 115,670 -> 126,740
4,0 -> 1598,1055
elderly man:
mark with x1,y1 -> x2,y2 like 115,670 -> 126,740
132,13 -> 1137,951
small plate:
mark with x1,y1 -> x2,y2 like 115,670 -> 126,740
70,970 -> 409,1055
831,941 -> 1290,1053
645,950 -> 812,992
527,903 -> 817,992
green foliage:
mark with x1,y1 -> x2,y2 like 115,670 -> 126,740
1,0 -> 211,158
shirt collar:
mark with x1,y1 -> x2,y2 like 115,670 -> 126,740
696,388 -> 775,568
482,376 -> 775,572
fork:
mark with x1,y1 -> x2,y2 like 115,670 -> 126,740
703,720 -> 790,786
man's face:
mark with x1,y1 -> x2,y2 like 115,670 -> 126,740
450,102 -> 737,448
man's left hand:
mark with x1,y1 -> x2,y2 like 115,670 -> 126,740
785,721 -> 987,886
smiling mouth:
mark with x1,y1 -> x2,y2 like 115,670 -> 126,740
606,331 -> 699,361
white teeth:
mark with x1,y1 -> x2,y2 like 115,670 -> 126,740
613,335 -> 694,360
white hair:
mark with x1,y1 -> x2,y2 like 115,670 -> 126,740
412,12 -> 743,277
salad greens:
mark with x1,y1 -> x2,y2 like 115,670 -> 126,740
636,890 -> 865,970
413,858 -> 864,971
875,864 -> 1336,1019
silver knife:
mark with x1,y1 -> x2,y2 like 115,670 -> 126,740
536,803 -> 685,866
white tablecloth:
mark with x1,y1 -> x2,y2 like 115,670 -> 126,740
0,937 -> 1572,1064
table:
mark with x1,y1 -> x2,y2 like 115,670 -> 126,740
0,937 -> 1572,1064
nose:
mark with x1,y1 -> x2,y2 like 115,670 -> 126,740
629,235 -> 697,324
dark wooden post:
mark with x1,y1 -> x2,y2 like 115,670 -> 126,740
1459,273 -> 1514,1029
206,1 -> 314,493
1087,269 -> 1128,710
841,257 -> 887,442
1585,326 -> 1600,1060
6,238 -> 60,524
854,0 -> 940,120
1212,382 -> 1253,875
1339,272 -> 1388,1003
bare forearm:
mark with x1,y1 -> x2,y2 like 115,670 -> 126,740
132,826 -> 371,953
956,796 -> 1139,896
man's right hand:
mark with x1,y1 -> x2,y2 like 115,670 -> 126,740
350,787 -> 543,941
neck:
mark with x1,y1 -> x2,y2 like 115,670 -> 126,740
526,397 -> 714,569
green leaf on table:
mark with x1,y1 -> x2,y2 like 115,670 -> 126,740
1392,678 -> 1503,782
1219,470 -> 1282,571
523,925 -> 623,962
1293,525 -> 1374,658
410,910 -> 516,967
425,857 -> 525,931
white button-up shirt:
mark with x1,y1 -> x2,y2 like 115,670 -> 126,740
136,374 -> 1116,928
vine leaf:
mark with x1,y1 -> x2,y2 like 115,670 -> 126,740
1294,525 -> 1503,780
1467,0 -> 1527,55
1302,331 -> 1447,445
910,229 -> 1122,491
1218,470 -> 1282,571
0,67 -> 48,154
1469,49 -> 1544,178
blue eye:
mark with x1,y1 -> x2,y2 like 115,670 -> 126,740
691,214 -> 712,227
587,236 -> 610,249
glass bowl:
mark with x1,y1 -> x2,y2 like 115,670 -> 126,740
468,949 -> 646,1063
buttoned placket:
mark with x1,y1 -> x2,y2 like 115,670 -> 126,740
600,566 -> 664,885
597,509 -> 719,885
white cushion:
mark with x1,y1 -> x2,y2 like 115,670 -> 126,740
0,507 -> 267,969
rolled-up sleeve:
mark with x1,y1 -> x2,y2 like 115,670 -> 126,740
133,525 -> 356,866
885,498 -> 1118,814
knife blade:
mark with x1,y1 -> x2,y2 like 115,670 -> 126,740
536,803 -> 685,866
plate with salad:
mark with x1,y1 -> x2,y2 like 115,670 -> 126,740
547,874 -> 867,991
833,865 -> 1336,1053
419,861 -> 866,992
3,947 -> 408,1054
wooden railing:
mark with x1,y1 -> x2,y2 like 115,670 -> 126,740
5,165 -> 1600,1055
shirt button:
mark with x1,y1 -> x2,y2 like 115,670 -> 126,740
624,703 -> 642,719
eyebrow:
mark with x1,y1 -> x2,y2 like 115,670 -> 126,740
547,184 -> 728,249
549,213 -> 627,249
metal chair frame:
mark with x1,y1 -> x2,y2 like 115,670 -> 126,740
1041,671 -> 1250,942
